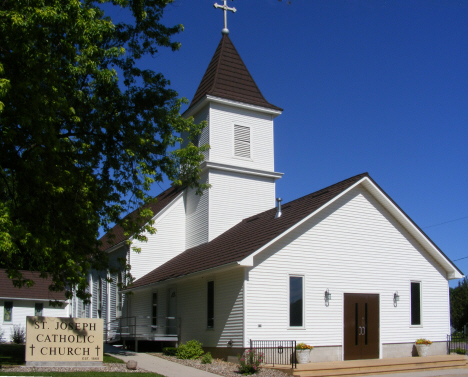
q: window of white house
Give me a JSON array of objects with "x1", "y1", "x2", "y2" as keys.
[
  {"x1": 4, "y1": 302, "x2": 13, "y2": 322},
  {"x1": 116, "y1": 273, "x2": 123, "y2": 318},
  {"x1": 289, "y1": 276, "x2": 303, "y2": 327},
  {"x1": 207, "y1": 281, "x2": 214, "y2": 328},
  {"x1": 152, "y1": 292, "x2": 158, "y2": 330},
  {"x1": 411, "y1": 281, "x2": 421, "y2": 326},
  {"x1": 97, "y1": 278, "x2": 102, "y2": 319},
  {"x1": 234, "y1": 125, "x2": 251, "y2": 159},
  {"x1": 35, "y1": 303, "x2": 43, "y2": 316}
]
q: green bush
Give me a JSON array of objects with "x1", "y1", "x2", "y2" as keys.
[
  {"x1": 201, "y1": 352, "x2": 213, "y2": 364},
  {"x1": 163, "y1": 347, "x2": 178, "y2": 356},
  {"x1": 176, "y1": 340, "x2": 204, "y2": 360},
  {"x1": 455, "y1": 347, "x2": 467, "y2": 355},
  {"x1": 10, "y1": 325, "x2": 25, "y2": 344}
]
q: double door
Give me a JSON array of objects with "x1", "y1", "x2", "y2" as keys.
[{"x1": 343, "y1": 293, "x2": 379, "y2": 360}]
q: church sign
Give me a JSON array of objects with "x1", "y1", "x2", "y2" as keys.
[{"x1": 26, "y1": 317, "x2": 103, "y2": 365}]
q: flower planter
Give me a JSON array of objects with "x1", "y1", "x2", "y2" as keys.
[
  {"x1": 415, "y1": 343, "x2": 430, "y2": 357},
  {"x1": 296, "y1": 349, "x2": 311, "y2": 364}
]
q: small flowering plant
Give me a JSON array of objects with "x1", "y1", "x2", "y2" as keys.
[
  {"x1": 296, "y1": 342, "x2": 313, "y2": 350},
  {"x1": 238, "y1": 349, "x2": 264, "y2": 375},
  {"x1": 415, "y1": 338, "x2": 432, "y2": 345}
]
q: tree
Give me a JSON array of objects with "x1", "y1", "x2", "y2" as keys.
[
  {"x1": 450, "y1": 278, "x2": 468, "y2": 332},
  {"x1": 0, "y1": 0, "x2": 208, "y2": 302}
]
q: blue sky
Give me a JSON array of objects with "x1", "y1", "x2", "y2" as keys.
[{"x1": 128, "y1": 0, "x2": 468, "y2": 285}]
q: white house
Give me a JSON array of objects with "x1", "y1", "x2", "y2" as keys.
[
  {"x1": 89, "y1": 32, "x2": 463, "y2": 361},
  {"x1": 0, "y1": 270, "x2": 70, "y2": 341}
]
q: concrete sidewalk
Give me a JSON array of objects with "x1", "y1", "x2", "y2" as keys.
[{"x1": 104, "y1": 344, "x2": 220, "y2": 377}]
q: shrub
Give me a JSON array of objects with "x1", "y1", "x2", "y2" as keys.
[
  {"x1": 0, "y1": 326, "x2": 4, "y2": 343},
  {"x1": 238, "y1": 349, "x2": 263, "y2": 375},
  {"x1": 176, "y1": 340, "x2": 204, "y2": 360},
  {"x1": 10, "y1": 325, "x2": 26, "y2": 344},
  {"x1": 201, "y1": 351, "x2": 213, "y2": 364},
  {"x1": 455, "y1": 347, "x2": 467, "y2": 355},
  {"x1": 162, "y1": 347, "x2": 178, "y2": 356},
  {"x1": 415, "y1": 338, "x2": 432, "y2": 345}
]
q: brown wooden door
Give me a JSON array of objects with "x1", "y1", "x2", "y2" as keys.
[{"x1": 344, "y1": 293, "x2": 379, "y2": 360}]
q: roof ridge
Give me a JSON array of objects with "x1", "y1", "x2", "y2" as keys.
[{"x1": 130, "y1": 172, "x2": 372, "y2": 289}]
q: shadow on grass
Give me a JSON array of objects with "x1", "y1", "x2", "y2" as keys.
[{"x1": 0, "y1": 344, "x2": 25, "y2": 366}]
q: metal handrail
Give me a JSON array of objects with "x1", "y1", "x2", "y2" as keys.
[{"x1": 106, "y1": 316, "x2": 180, "y2": 342}]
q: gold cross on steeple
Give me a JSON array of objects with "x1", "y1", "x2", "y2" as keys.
[{"x1": 214, "y1": 0, "x2": 237, "y2": 35}]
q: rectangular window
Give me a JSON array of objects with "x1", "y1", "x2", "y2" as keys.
[
  {"x1": 234, "y1": 125, "x2": 251, "y2": 159},
  {"x1": 35, "y1": 303, "x2": 43, "y2": 316},
  {"x1": 289, "y1": 276, "x2": 303, "y2": 327},
  {"x1": 411, "y1": 282, "x2": 421, "y2": 325},
  {"x1": 97, "y1": 278, "x2": 102, "y2": 318},
  {"x1": 116, "y1": 273, "x2": 123, "y2": 318},
  {"x1": 152, "y1": 292, "x2": 158, "y2": 329},
  {"x1": 207, "y1": 281, "x2": 214, "y2": 328},
  {"x1": 4, "y1": 302, "x2": 12, "y2": 322}
]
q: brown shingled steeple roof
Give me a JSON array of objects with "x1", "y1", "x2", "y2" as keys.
[{"x1": 188, "y1": 35, "x2": 282, "y2": 111}]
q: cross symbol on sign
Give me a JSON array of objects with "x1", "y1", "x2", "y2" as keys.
[{"x1": 213, "y1": 0, "x2": 237, "y2": 35}]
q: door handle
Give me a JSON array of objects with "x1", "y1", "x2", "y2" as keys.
[
  {"x1": 362, "y1": 326, "x2": 366, "y2": 335},
  {"x1": 358, "y1": 326, "x2": 362, "y2": 335}
]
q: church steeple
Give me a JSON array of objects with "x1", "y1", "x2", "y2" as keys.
[
  {"x1": 188, "y1": 34, "x2": 282, "y2": 112},
  {"x1": 183, "y1": 8, "x2": 283, "y2": 250}
]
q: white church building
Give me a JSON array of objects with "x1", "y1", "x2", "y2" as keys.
[{"x1": 87, "y1": 28, "x2": 462, "y2": 362}]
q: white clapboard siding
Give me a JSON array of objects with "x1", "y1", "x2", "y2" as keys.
[
  {"x1": 0, "y1": 300, "x2": 69, "y2": 339},
  {"x1": 209, "y1": 103, "x2": 274, "y2": 172},
  {"x1": 245, "y1": 186, "x2": 451, "y2": 348},
  {"x1": 209, "y1": 170, "x2": 275, "y2": 241},
  {"x1": 185, "y1": 173, "x2": 209, "y2": 250},
  {"x1": 174, "y1": 268, "x2": 244, "y2": 347},
  {"x1": 130, "y1": 194, "x2": 186, "y2": 281}
]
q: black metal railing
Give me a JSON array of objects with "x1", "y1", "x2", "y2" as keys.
[
  {"x1": 447, "y1": 334, "x2": 468, "y2": 355},
  {"x1": 105, "y1": 316, "x2": 180, "y2": 343},
  {"x1": 250, "y1": 340, "x2": 296, "y2": 369}
]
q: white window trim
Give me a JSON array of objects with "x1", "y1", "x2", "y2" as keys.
[
  {"x1": 409, "y1": 280, "x2": 423, "y2": 327},
  {"x1": 288, "y1": 274, "x2": 305, "y2": 330},
  {"x1": 232, "y1": 124, "x2": 253, "y2": 161},
  {"x1": 151, "y1": 290, "x2": 158, "y2": 331}
]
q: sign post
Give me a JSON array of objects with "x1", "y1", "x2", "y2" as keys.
[{"x1": 26, "y1": 316, "x2": 103, "y2": 367}]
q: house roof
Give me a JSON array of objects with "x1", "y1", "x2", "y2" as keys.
[
  {"x1": 131, "y1": 173, "x2": 371, "y2": 289},
  {"x1": 188, "y1": 34, "x2": 282, "y2": 112},
  {"x1": 0, "y1": 270, "x2": 67, "y2": 301},
  {"x1": 99, "y1": 185, "x2": 181, "y2": 251}
]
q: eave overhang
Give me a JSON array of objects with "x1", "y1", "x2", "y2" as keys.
[
  {"x1": 183, "y1": 95, "x2": 282, "y2": 119},
  {"x1": 238, "y1": 177, "x2": 464, "y2": 280}
]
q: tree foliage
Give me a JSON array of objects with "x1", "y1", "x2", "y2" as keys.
[
  {"x1": 450, "y1": 278, "x2": 468, "y2": 332},
  {"x1": 0, "y1": 0, "x2": 208, "y2": 301}
]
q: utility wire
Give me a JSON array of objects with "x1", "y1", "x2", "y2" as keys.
[{"x1": 423, "y1": 215, "x2": 468, "y2": 230}]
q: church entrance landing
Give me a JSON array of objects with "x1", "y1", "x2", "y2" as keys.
[{"x1": 343, "y1": 293, "x2": 379, "y2": 360}]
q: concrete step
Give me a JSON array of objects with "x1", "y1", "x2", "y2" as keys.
[{"x1": 266, "y1": 355, "x2": 467, "y2": 377}]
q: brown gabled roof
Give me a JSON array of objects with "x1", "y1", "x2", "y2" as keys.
[
  {"x1": 131, "y1": 173, "x2": 369, "y2": 289},
  {"x1": 188, "y1": 34, "x2": 282, "y2": 112},
  {"x1": 0, "y1": 270, "x2": 67, "y2": 301},
  {"x1": 99, "y1": 185, "x2": 182, "y2": 251}
]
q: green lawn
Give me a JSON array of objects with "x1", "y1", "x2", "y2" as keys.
[{"x1": 0, "y1": 344, "x2": 164, "y2": 376}]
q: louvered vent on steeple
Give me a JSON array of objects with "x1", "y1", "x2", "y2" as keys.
[{"x1": 234, "y1": 125, "x2": 251, "y2": 159}]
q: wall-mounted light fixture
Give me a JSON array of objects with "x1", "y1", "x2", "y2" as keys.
[
  {"x1": 393, "y1": 291, "x2": 400, "y2": 307},
  {"x1": 324, "y1": 288, "x2": 331, "y2": 306},
  {"x1": 227, "y1": 339, "x2": 233, "y2": 347}
]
